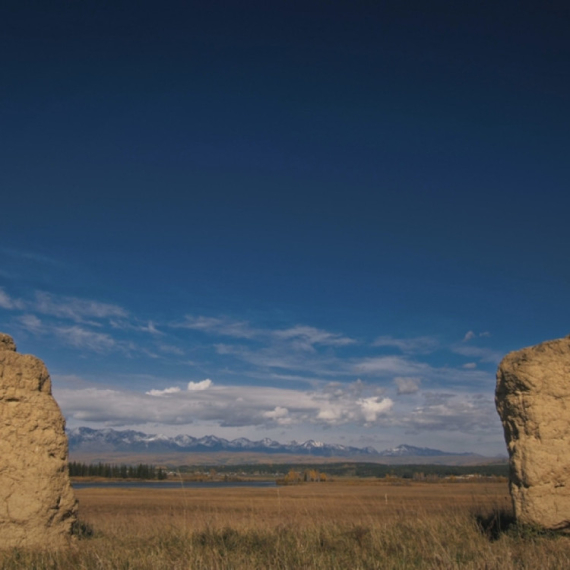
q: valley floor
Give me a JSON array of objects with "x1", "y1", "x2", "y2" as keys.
[{"x1": 3, "y1": 481, "x2": 570, "y2": 569}]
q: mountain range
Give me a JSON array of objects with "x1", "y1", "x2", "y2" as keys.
[{"x1": 67, "y1": 427, "x2": 478, "y2": 459}]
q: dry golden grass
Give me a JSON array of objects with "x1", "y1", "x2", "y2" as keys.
[{"x1": 2, "y1": 481, "x2": 570, "y2": 569}]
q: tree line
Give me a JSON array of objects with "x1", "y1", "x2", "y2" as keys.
[
  {"x1": 69, "y1": 461, "x2": 168, "y2": 480},
  {"x1": 174, "y1": 462, "x2": 508, "y2": 479},
  {"x1": 277, "y1": 468, "x2": 328, "y2": 485}
]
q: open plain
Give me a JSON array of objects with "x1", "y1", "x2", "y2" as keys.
[{"x1": 3, "y1": 480, "x2": 570, "y2": 569}]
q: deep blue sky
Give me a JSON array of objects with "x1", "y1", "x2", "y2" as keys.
[{"x1": 1, "y1": 1, "x2": 568, "y2": 454}]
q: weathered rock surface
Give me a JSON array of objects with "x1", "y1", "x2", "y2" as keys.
[
  {"x1": 496, "y1": 335, "x2": 570, "y2": 529},
  {"x1": 0, "y1": 333, "x2": 77, "y2": 548}
]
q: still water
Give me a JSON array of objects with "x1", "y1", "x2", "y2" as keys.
[{"x1": 72, "y1": 480, "x2": 277, "y2": 490}]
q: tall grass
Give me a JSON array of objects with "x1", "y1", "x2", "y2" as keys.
[{"x1": 2, "y1": 482, "x2": 570, "y2": 569}]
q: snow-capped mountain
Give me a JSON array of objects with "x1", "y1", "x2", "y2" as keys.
[
  {"x1": 66, "y1": 427, "x2": 377, "y2": 457},
  {"x1": 378, "y1": 444, "x2": 473, "y2": 457},
  {"x1": 66, "y1": 427, "x2": 476, "y2": 458}
]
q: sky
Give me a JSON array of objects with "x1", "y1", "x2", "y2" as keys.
[{"x1": 1, "y1": 1, "x2": 569, "y2": 456}]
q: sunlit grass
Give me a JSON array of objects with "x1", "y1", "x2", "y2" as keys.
[{"x1": 2, "y1": 481, "x2": 570, "y2": 569}]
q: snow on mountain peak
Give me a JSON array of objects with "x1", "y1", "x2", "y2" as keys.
[{"x1": 66, "y1": 428, "x2": 472, "y2": 458}]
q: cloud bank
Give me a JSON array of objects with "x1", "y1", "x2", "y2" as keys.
[{"x1": 0, "y1": 286, "x2": 506, "y2": 451}]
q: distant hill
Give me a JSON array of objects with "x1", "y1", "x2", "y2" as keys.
[
  {"x1": 378, "y1": 444, "x2": 475, "y2": 457},
  {"x1": 66, "y1": 427, "x2": 491, "y2": 465}
]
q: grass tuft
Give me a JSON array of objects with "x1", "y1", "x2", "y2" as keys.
[
  {"x1": 475, "y1": 508, "x2": 517, "y2": 541},
  {"x1": 70, "y1": 519, "x2": 95, "y2": 539}
]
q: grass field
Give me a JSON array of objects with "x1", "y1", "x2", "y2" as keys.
[{"x1": 2, "y1": 480, "x2": 570, "y2": 569}]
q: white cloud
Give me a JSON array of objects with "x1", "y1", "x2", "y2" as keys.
[
  {"x1": 357, "y1": 397, "x2": 394, "y2": 422},
  {"x1": 34, "y1": 291, "x2": 128, "y2": 322},
  {"x1": 146, "y1": 387, "x2": 182, "y2": 396},
  {"x1": 272, "y1": 325, "x2": 356, "y2": 349},
  {"x1": 463, "y1": 330, "x2": 491, "y2": 342},
  {"x1": 187, "y1": 379, "x2": 213, "y2": 391},
  {"x1": 16, "y1": 315, "x2": 121, "y2": 353},
  {"x1": 214, "y1": 343, "x2": 344, "y2": 377},
  {"x1": 322, "y1": 379, "x2": 370, "y2": 399},
  {"x1": 0, "y1": 288, "x2": 24, "y2": 310},
  {"x1": 262, "y1": 406, "x2": 291, "y2": 425},
  {"x1": 174, "y1": 316, "x2": 257, "y2": 339},
  {"x1": 354, "y1": 356, "x2": 428, "y2": 376},
  {"x1": 0, "y1": 289, "x2": 161, "y2": 355},
  {"x1": 56, "y1": 380, "x2": 395, "y2": 429},
  {"x1": 110, "y1": 319, "x2": 164, "y2": 335},
  {"x1": 55, "y1": 326, "x2": 117, "y2": 352},
  {"x1": 141, "y1": 321, "x2": 162, "y2": 335},
  {"x1": 394, "y1": 377, "x2": 421, "y2": 395},
  {"x1": 215, "y1": 339, "x2": 496, "y2": 393},
  {"x1": 17, "y1": 314, "x2": 43, "y2": 333},
  {"x1": 158, "y1": 344, "x2": 184, "y2": 355},
  {"x1": 402, "y1": 392, "x2": 500, "y2": 433},
  {"x1": 0, "y1": 247, "x2": 64, "y2": 267},
  {"x1": 372, "y1": 335, "x2": 439, "y2": 354},
  {"x1": 174, "y1": 317, "x2": 356, "y2": 352},
  {"x1": 462, "y1": 362, "x2": 477, "y2": 369},
  {"x1": 54, "y1": 369, "x2": 502, "y2": 440},
  {"x1": 451, "y1": 344, "x2": 504, "y2": 364}
]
